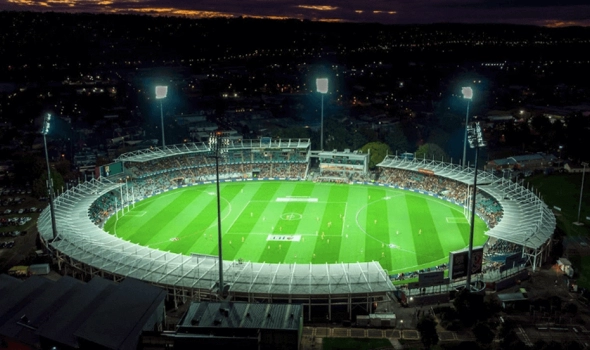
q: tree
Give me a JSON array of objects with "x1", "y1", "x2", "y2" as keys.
[
  {"x1": 416, "y1": 315, "x2": 439, "y2": 349},
  {"x1": 323, "y1": 119, "x2": 350, "y2": 151},
  {"x1": 453, "y1": 289, "x2": 486, "y2": 324},
  {"x1": 415, "y1": 143, "x2": 449, "y2": 161},
  {"x1": 472, "y1": 320, "x2": 495, "y2": 345},
  {"x1": 382, "y1": 124, "x2": 410, "y2": 155},
  {"x1": 32, "y1": 168, "x2": 65, "y2": 198},
  {"x1": 563, "y1": 302, "x2": 578, "y2": 316},
  {"x1": 499, "y1": 318, "x2": 525, "y2": 350},
  {"x1": 275, "y1": 126, "x2": 311, "y2": 139},
  {"x1": 54, "y1": 158, "x2": 76, "y2": 182},
  {"x1": 359, "y1": 141, "x2": 391, "y2": 169}
]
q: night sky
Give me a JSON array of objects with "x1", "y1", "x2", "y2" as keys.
[{"x1": 1, "y1": 0, "x2": 589, "y2": 27}]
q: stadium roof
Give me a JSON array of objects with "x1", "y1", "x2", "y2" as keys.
[
  {"x1": 178, "y1": 301, "x2": 302, "y2": 332},
  {"x1": 38, "y1": 178, "x2": 394, "y2": 298},
  {"x1": 116, "y1": 139, "x2": 311, "y2": 163},
  {"x1": 377, "y1": 155, "x2": 555, "y2": 250},
  {"x1": 378, "y1": 155, "x2": 496, "y2": 186}
]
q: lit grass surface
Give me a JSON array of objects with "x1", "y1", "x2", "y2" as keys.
[{"x1": 103, "y1": 181, "x2": 488, "y2": 274}]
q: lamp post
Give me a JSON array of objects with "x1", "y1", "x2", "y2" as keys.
[
  {"x1": 209, "y1": 130, "x2": 228, "y2": 299},
  {"x1": 155, "y1": 86, "x2": 168, "y2": 147},
  {"x1": 465, "y1": 121, "x2": 486, "y2": 290},
  {"x1": 576, "y1": 162, "x2": 588, "y2": 225},
  {"x1": 462, "y1": 87, "x2": 473, "y2": 168},
  {"x1": 316, "y1": 78, "x2": 328, "y2": 151},
  {"x1": 42, "y1": 114, "x2": 58, "y2": 240}
]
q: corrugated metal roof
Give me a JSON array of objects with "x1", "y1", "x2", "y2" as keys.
[
  {"x1": 74, "y1": 278, "x2": 167, "y2": 350},
  {"x1": 36, "y1": 277, "x2": 117, "y2": 348},
  {"x1": 179, "y1": 301, "x2": 302, "y2": 331}
]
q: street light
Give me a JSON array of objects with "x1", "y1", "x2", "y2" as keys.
[
  {"x1": 575, "y1": 162, "x2": 588, "y2": 225},
  {"x1": 42, "y1": 114, "x2": 58, "y2": 240},
  {"x1": 155, "y1": 86, "x2": 168, "y2": 147},
  {"x1": 465, "y1": 121, "x2": 486, "y2": 290},
  {"x1": 462, "y1": 87, "x2": 473, "y2": 168},
  {"x1": 209, "y1": 130, "x2": 229, "y2": 299},
  {"x1": 316, "y1": 78, "x2": 328, "y2": 151}
]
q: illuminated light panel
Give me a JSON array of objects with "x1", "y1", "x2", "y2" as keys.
[
  {"x1": 316, "y1": 78, "x2": 328, "y2": 94},
  {"x1": 155, "y1": 86, "x2": 168, "y2": 99},
  {"x1": 462, "y1": 87, "x2": 473, "y2": 100}
]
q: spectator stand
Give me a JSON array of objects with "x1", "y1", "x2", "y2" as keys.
[
  {"x1": 317, "y1": 149, "x2": 369, "y2": 183},
  {"x1": 377, "y1": 154, "x2": 555, "y2": 272}
]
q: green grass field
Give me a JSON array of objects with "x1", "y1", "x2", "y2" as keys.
[{"x1": 103, "y1": 181, "x2": 488, "y2": 274}]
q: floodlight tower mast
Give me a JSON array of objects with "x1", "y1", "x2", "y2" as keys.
[
  {"x1": 462, "y1": 87, "x2": 473, "y2": 168},
  {"x1": 465, "y1": 121, "x2": 486, "y2": 291},
  {"x1": 209, "y1": 130, "x2": 228, "y2": 299},
  {"x1": 576, "y1": 162, "x2": 588, "y2": 225},
  {"x1": 316, "y1": 78, "x2": 328, "y2": 151},
  {"x1": 155, "y1": 86, "x2": 168, "y2": 147},
  {"x1": 42, "y1": 114, "x2": 58, "y2": 240}
]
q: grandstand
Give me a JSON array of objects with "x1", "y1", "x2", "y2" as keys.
[
  {"x1": 378, "y1": 154, "x2": 555, "y2": 270},
  {"x1": 37, "y1": 140, "x2": 555, "y2": 319},
  {"x1": 316, "y1": 149, "x2": 370, "y2": 183}
]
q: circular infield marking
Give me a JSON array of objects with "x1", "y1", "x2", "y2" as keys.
[{"x1": 280, "y1": 212, "x2": 303, "y2": 221}]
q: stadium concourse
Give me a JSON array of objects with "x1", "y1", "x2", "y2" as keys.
[{"x1": 37, "y1": 139, "x2": 555, "y2": 322}]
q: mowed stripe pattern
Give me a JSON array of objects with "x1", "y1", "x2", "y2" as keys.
[{"x1": 104, "y1": 181, "x2": 488, "y2": 274}]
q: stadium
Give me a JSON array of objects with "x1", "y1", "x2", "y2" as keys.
[{"x1": 37, "y1": 138, "x2": 556, "y2": 320}]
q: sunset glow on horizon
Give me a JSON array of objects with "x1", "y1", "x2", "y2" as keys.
[{"x1": 2, "y1": 0, "x2": 590, "y2": 27}]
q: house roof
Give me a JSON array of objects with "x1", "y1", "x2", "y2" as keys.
[
  {"x1": 0, "y1": 274, "x2": 166, "y2": 350},
  {"x1": 74, "y1": 277, "x2": 167, "y2": 350}
]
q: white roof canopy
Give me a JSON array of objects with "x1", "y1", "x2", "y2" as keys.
[
  {"x1": 378, "y1": 155, "x2": 555, "y2": 250},
  {"x1": 38, "y1": 178, "x2": 393, "y2": 296}
]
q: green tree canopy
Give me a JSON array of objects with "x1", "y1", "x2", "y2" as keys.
[
  {"x1": 416, "y1": 315, "x2": 439, "y2": 349},
  {"x1": 360, "y1": 141, "x2": 391, "y2": 169},
  {"x1": 415, "y1": 143, "x2": 449, "y2": 161},
  {"x1": 32, "y1": 168, "x2": 65, "y2": 198},
  {"x1": 382, "y1": 124, "x2": 410, "y2": 155},
  {"x1": 472, "y1": 321, "x2": 495, "y2": 345}
]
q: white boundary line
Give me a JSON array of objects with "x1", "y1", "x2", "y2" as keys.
[{"x1": 225, "y1": 200, "x2": 250, "y2": 232}]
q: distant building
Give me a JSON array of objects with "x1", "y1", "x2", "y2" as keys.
[
  {"x1": 564, "y1": 162, "x2": 590, "y2": 173},
  {"x1": 485, "y1": 153, "x2": 554, "y2": 171}
]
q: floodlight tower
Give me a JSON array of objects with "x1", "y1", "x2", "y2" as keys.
[
  {"x1": 465, "y1": 121, "x2": 486, "y2": 290},
  {"x1": 576, "y1": 162, "x2": 589, "y2": 225},
  {"x1": 462, "y1": 87, "x2": 473, "y2": 168},
  {"x1": 42, "y1": 114, "x2": 58, "y2": 240},
  {"x1": 316, "y1": 78, "x2": 328, "y2": 151},
  {"x1": 155, "y1": 86, "x2": 168, "y2": 147},
  {"x1": 209, "y1": 130, "x2": 229, "y2": 299}
]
